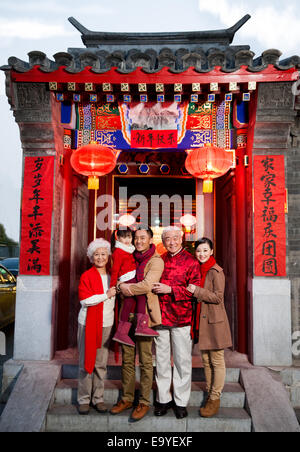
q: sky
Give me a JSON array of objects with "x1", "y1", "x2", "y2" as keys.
[{"x1": 0, "y1": 0, "x2": 299, "y2": 241}]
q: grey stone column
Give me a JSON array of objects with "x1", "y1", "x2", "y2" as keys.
[
  {"x1": 5, "y1": 77, "x2": 64, "y2": 360},
  {"x1": 251, "y1": 82, "x2": 296, "y2": 366}
]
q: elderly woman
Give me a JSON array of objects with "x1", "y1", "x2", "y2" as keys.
[{"x1": 77, "y1": 238, "x2": 116, "y2": 415}]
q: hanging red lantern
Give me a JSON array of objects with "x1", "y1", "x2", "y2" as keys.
[
  {"x1": 70, "y1": 141, "x2": 117, "y2": 190},
  {"x1": 185, "y1": 146, "x2": 234, "y2": 193},
  {"x1": 180, "y1": 214, "x2": 197, "y2": 233}
]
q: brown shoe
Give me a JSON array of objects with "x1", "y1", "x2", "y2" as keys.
[
  {"x1": 129, "y1": 403, "x2": 150, "y2": 423},
  {"x1": 94, "y1": 402, "x2": 108, "y2": 413},
  {"x1": 199, "y1": 398, "x2": 220, "y2": 418},
  {"x1": 110, "y1": 399, "x2": 133, "y2": 415},
  {"x1": 77, "y1": 404, "x2": 90, "y2": 415}
]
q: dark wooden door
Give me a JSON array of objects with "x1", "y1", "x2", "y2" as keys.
[{"x1": 215, "y1": 171, "x2": 238, "y2": 350}]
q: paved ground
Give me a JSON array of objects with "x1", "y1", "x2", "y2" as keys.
[
  {"x1": 0, "y1": 323, "x2": 14, "y2": 415},
  {"x1": 0, "y1": 327, "x2": 299, "y2": 428}
]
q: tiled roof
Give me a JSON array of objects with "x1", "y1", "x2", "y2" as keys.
[
  {"x1": 2, "y1": 48, "x2": 300, "y2": 75},
  {"x1": 1, "y1": 15, "x2": 299, "y2": 74}
]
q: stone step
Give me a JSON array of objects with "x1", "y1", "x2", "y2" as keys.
[
  {"x1": 61, "y1": 364, "x2": 240, "y2": 383},
  {"x1": 53, "y1": 379, "x2": 245, "y2": 408},
  {"x1": 46, "y1": 404, "x2": 251, "y2": 433}
]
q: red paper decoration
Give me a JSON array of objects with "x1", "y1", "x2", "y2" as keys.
[{"x1": 185, "y1": 145, "x2": 234, "y2": 193}]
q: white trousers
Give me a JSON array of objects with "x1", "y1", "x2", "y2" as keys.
[{"x1": 154, "y1": 326, "x2": 192, "y2": 407}]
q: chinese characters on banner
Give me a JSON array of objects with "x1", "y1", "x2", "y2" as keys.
[
  {"x1": 254, "y1": 155, "x2": 286, "y2": 277},
  {"x1": 131, "y1": 130, "x2": 178, "y2": 149},
  {"x1": 19, "y1": 156, "x2": 54, "y2": 276}
]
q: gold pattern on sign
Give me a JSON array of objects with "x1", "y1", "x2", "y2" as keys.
[
  {"x1": 229, "y1": 82, "x2": 238, "y2": 91},
  {"x1": 138, "y1": 83, "x2": 147, "y2": 92},
  {"x1": 49, "y1": 82, "x2": 57, "y2": 91},
  {"x1": 189, "y1": 115, "x2": 212, "y2": 130},
  {"x1": 85, "y1": 83, "x2": 94, "y2": 91},
  {"x1": 192, "y1": 83, "x2": 201, "y2": 92},
  {"x1": 156, "y1": 83, "x2": 164, "y2": 92},
  {"x1": 103, "y1": 83, "x2": 112, "y2": 92},
  {"x1": 121, "y1": 83, "x2": 129, "y2": 92},
  {"x1": 97, "y1": 118, "x2": 116, "y2": 129},
  {"x1": 174, "y1": 83, "x2": 182, "y2": 92},
  {"x1": 210, "y1": 83, "x2": 219, "y2": 92},
  {"x1": 68, "y1": 82, "x2": 76, "y2": 91}
]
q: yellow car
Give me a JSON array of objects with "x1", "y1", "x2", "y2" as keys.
[{"x1": 0, "y1": 264, "x2": 16, "y2": 329}]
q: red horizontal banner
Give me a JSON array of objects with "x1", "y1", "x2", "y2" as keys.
[
  {"x1": 131, "y1": 130, "x2": 178, "y2": 149},
  {"x1": 19, "y1": 156, "x2": 54, "y2": 276},
  {"x1": 254, "y1": 155, "x2": 286, "y2": 277}
]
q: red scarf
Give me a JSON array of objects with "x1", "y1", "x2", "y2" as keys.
[
  {"x1": 192, "y1": 256, "x2": 216, "y2": 342},
  {"x1": 134, "y1": 244, "x2": 156, "y2": 281},
  {"x1": 78, "y1": 266, "x2": 104, "y2": 374}
]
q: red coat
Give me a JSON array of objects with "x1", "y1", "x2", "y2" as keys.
[
  {"x1": 159, "y1": 248, "x2": 201, "y2": 327},
  {"x1": 110, "y1": 245, "x2": 136, "y2": 288}
]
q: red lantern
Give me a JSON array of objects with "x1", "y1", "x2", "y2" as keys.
[
  {"x1": 70, "y1": 141, "x2": 117, "y2": 189},
  {"x1": 185, "y1": 146, "x2": 234, "y2": 193},
  {"x1": 180, "y1": 214, "x2": 197, "y2": 233}
]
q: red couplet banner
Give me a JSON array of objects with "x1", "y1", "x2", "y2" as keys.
[
  {"x1": 131, "y1": 130, "x2": 178, "y2": 149},
  {"x1": 253, "y1": 155, "x2": 286, "y2": 277},
  {"x1": 19, "y1": 156, "x2": 55, "y2": 276}
]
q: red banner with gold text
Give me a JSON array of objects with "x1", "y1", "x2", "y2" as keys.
[
  {"x1": 19, "y1": 156, "x2": 54, "y2": 276},
  {"x1": 254, "y1": 155, "x2": 286, "y2": 277}
]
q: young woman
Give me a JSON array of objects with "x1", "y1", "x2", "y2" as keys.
[
  {"x1": 77, "y1": 238, "x2": 116, "y2": 415},
  {"x1": 187, "y1": 237, "x2": 232, "y2": 418}
]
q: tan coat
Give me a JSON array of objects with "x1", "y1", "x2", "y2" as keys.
[
  {"x1": 194, "y1": 264, "x2": 232, "y2": 351},
  {"x1": 121, "y1": 253, "x2": 164, "y2": 327}
]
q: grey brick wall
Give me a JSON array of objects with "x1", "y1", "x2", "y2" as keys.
[{"x1": 288, "y1": 107, "x2": 300, "y2": 342}]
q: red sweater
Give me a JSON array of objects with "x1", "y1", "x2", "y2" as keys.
[
  {"x1": 110, "y1": 242, "x2": 136, "y2": 288},
  {"x1": 159, "y1": 248, "x2": 201, "y2": 327}
]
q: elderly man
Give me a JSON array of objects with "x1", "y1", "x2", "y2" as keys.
[
  {"x1": 152, "y1": 226, "x2": 201, "y2": 419},
  {"x1": 110, "y1": 225, "x2": 164, "y2": 423}
]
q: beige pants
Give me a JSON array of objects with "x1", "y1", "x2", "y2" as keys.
[
  {"x1": 201, "y1": 349, "x2": 226, "y2": 401},
  {"x1": 122, "y1": 337, "x2": 154, "y2": 406},
  {"x1": 77, "y1": 323, "x2": 112, "y2": 406}
]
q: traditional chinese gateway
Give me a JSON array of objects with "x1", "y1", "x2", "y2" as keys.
[{"x1": 1, "y1": 15, "x2": 300, "y2": 374}]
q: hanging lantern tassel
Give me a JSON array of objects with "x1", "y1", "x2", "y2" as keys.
[
  {"x1": 203, "y1": 179, "x2": 213, "y2": 193},
  {"x1": 88, "y1": 175, "x2": 99, "y2": 190}
]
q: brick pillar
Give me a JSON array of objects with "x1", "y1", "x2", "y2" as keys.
[
  {"x1": 289, "y1": 97, "x2": 300, "y2": 364},
  {"x1": 251, "y1": 82, "x2": 296, "y2": 366},
  {"x1": 6, "y1": 78, "x2": 69, "y2": 360}
]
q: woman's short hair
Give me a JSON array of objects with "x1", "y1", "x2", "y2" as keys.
[
  {"x1": 194, "y1": 237, "x2": 214, "y2": 251},
  {"x1": 87, "y1": 238, "x2": 111, "y2": 263}
]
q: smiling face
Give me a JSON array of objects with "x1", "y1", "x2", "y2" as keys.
[
  {"x1": 134, "y1": 229, "x2": 153, "y2": 253},
  {"x1": 118, "y1": 233, "x2": 133, "y2": 246},
  {"x1": 195, "y1": 243, "x2": 214, "y2": 264},
  {"x1": 162, "y1": 229, "x2": 183, "y2": 255},
  {"x1": 93, "y1": 247, "x2": 109, "y2": 269}
]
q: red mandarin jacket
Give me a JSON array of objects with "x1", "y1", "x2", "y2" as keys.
[{"x1": 159, "y1": 248, "x2": 201, "y2": 327}]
